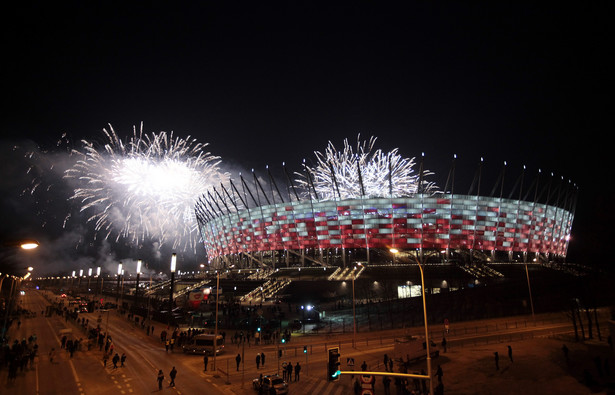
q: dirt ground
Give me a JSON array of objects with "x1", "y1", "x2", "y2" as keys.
[{"x1": 427, "y1": 335, "x2": 614, "y2": 395}]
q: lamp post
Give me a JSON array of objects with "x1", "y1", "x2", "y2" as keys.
[
  {"x1": 213, "y1": 269, "x2": 220, "y2": 373},
  {"x1": 95, "y1": 267, "x2": 101, "y2": 298},
  {"x1": 352, "y1": 263, "x2": 362, "y2": 348},
  {"x1": 135, "y1": 260, "x2": 142, "y2": 308},
  {"x1": 169, "y1": 253, "x2": 176, "y2": 324},
  {"x1": 116, "y1": 263, "x2": 122, "y2": 305},
  {"x1": 525, "y1": 260, "x2": 535, "y2": 319},
  {"x1": 87, "y1": 268, "x2": 92, "y2": 294},
  {"x1": 391, "y1": 248, "x2": 434, "y2": 395}
]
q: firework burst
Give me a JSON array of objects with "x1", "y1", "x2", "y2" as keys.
[
  {"x1": 65, "y1": 124, "x2": 228, "y2": 252},
  {"x1": 297, "y1": 135, "x2": 438, "y2": 200}
]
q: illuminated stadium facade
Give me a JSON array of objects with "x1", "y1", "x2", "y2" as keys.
[{"x1": 195, "y1": 139, "x2": 576, "y2": 269}]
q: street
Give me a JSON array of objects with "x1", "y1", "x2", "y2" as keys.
[{"x1": 2, "y1": 288, "x2": 604, "y2": 395}]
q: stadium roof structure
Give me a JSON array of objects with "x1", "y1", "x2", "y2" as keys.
[{"x1": 195, "y1": 139, "x2": 577, "y2": 269}]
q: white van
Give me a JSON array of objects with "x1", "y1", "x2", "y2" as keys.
[{"x1": 182, "y1": 334, "x2": 224, "y2": 355}]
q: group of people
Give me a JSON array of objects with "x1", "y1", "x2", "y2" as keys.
[
  {"x1": 281, "y1": 361, "x2": 301, "y2": 382},
  {"x1": 2, "y1": 335, "x2": 38, "y2": 383}
]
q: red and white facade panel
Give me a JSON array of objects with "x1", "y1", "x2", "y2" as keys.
[{"x1": 200, "y1": 194, "x2": 573, "y2": 259}]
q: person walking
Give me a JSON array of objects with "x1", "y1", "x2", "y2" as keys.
[
  {"x1": 256, "y1": 353, "x2": 261, "y2": 369},
  {"x1": 203, "y1": 355, "x2": 209, "y2": 371},
  {"x1": 236, "y1": 353, "x2": 241, "y2": 371},
  {"x1": 169, "y1": 366, "x2": 177, "y2": 387},
  {"x1": 287, "y1": 362, "x2": 293, "y2": 382},
  {"x1": 436, "y1": 365, "x2": 443, "y2": 384},
  {"x1": 157, "y1": 370, "x2": 164, "y2": 390},
  {"x1": 494, "y1": 351, "x2": 499, "y2": 370},
  {"x1": 49, "y1": 348, "x2": 56, "y2": 363},
  {"x1": 361, "y1": 360, "x2": 367, "y2": 371},
  {"x1": 112, "y1": 353, "x2": 120, "y2": 369},
  {"x1": 102, "y1": 352, "x2": 109, "y2": 367},
  {"x1": 261, "y1": 352, "x2": 265, "y2": 367},
  {"x1": 441, "y1": 337, "x2": 447, "y2": 353},
  {"x1": 507, "y1": 345, "x2": 513, "y2": 362},
  {"x1": 383, "y1": 354, "x2": 389, "y2": 371},
  {"x1": 294, "y1": 362, "x2": 301, "y2": 381},
  {"x1": 121, "y1": 353, "x2": 127, "y2": 367}
]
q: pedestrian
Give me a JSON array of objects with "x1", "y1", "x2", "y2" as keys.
[
  {"x1": 494, "y1": 351, "x2": 499, "y2": 370},
  {"x1": 121, "y1": 353, "x2": 127, "y2": 367},
  {"x1": 436, "y1": 365, "x2": 443, "y2": 383},
  {"x1": 103, "y1": 353, "x2": 109, "y2": 367},
  {"x1": 287, "y1": 362, "x2": 293, "y2": 382},
  {"x1": 157, "y1": 369, "x2": 164, "y2": 390},
  {"x1": 49, "y1": 348, "x2": 56, "y2": 363},
  {"x1": 441, "y1": 337, "x2": 447, "y2": 353},
  {"x1": 165, "y1": 340, "x2": 170, "y2": 352},
  {"x1": 382, "y1": 375, "x2": 391, "y2": 395},
  {"x1": 507, "y1": 345, "x2": 513, "y2": 362},
  {"x1": 361, "y1": 360, "x2": 367, "y2": 371},
  {"x1": 295, "y1": 362, "x2": 301, "y2": 381},
  {"x1": 256, "y1": 353, "x2": 261, "y2": 369},
  {"x1": 388, "y1": 358, "x2": 393, "y2": 372},
  {"x1": 112, "y1": 353, "x2": 120, "y2": 368},
  {"x1": 203, "y1": 355, "x2": 209, "y2": 371},
  {"x1": 261, "y1": 352, "x2": 265, "y2": 367},
  {"x1": 169, "y1": 366, "x2": 177, "y2": 387},
  {"x1": 383, "y1": 353, "x2": 389, "y2": 371},
  {"x1": 236, "y1": 353, "x2": 241, "y2": 371}
]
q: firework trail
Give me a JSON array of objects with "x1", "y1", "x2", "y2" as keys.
[
  {"x1": 65, "y1": 124, "x2": 228, "y2": 252},
  {"x1": 297, "y1": 135, "x2": 438, "y2": 200}
]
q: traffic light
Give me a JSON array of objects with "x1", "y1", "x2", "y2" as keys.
[
  {"x1": 281, "y1": 338, "x2": 286, "y2": 344},
  {"x1": 303, "y1": 345, "x2": 307, "y2": 354},
  {"x1": 327, "y1": 347, "x2": 340, "y2": 381}
]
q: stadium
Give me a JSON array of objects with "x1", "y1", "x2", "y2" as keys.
[
  {"x1": 192, "y1": 137, "x2": 579, "y2": 317},
  {"x1": 195, "y1": 138, "x2": 576, "y2": 270}
]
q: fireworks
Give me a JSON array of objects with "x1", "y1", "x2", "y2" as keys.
[
  {"x1": 297, "y1": 136, "x2": 438, "y2": 200},
  {"x1": 65, "y1": 124, "x2": 228, "y2": 252}
]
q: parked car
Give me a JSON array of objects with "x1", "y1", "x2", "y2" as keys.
[{"x1": 252, "y1": 374, "x2": 288, "y2": 395}]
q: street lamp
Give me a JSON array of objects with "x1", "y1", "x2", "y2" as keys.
[
  {"x1": 352, "y1": 262, "x2": 363, "y2": 348},
  {"x1": 391, "y1": 248, "x2": 434, "y2": 395},
  {"x1": 95, "y1": 267, "x2": 101, "y2": 299},
  {"x1": 116, "y1": 263, "x2": 122, "y2": 305},
  {"x1": 169, "y1": 253, "x2": 176, "y2": 323},
  {"x1": 135, "y1": 260, "x2": 142, "y2": 307},
  {"x1": 19, "y1": 241, "x2": 39, "y2": 250}
]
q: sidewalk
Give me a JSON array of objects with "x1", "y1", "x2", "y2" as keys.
[{"x1": 208, "y1": 328, "x2": 613, "y2": 395}]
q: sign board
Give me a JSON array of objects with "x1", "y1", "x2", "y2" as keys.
[{"x1": 347, "y1": 358, "x2": 355, "y2": 366}]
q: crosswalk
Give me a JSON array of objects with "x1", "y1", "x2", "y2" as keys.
[{"x1": 285, "y1": 375, "x2": 349, "y2": 395}]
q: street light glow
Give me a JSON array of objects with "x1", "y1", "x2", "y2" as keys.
[
  {"x1": 20, "y1": 241, "x2": 39, "y2": 250},
  {"x1": 170, "y1": 253, "x2": 177, "y2": 273}
]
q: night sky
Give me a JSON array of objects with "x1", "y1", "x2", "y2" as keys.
[{"x1": 1, "y1": 3, "x2": 612, "y2": 273}]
